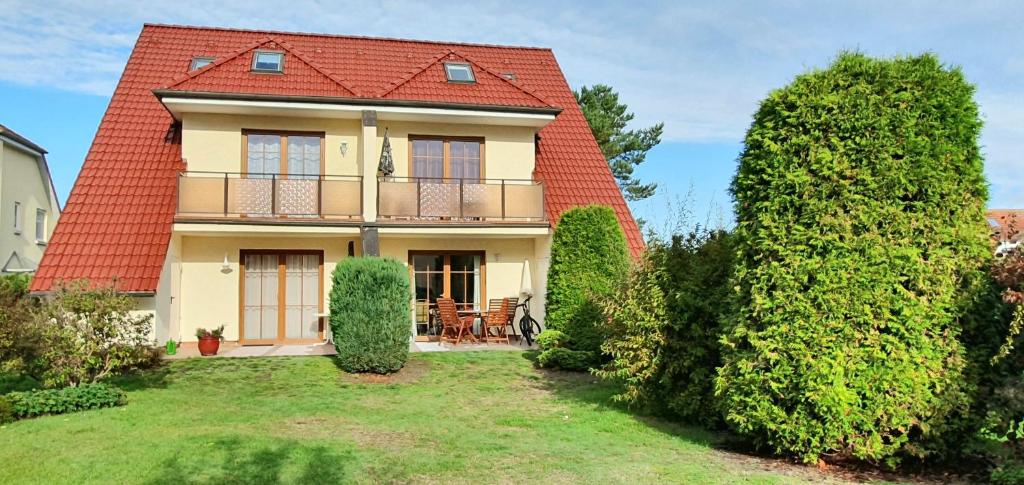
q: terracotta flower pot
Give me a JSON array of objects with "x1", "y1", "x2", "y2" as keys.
[{"x1": 197, "y1": 336, "x2": 221, "y2": 356}]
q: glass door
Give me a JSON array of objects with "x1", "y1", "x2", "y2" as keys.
[
  {"x1": 410, "y1": 252, "x2": 484, "y2": 341},
  {"x1": 411, "y1": 138, "x2": 482, "y2": 219},
  {"x1": 241, "y1": 251, "x2": 323, "y2": 345},
  {"x1": 242, "y1": 253, "x2": 279, "y2": 343},
  {"x1": 242, "y1": 132, "x2": 323, "y2": 217}
]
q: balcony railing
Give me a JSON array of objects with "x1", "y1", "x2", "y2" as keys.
[
  {"x1": 176, "y1": 171, "x2": 362, "y2": 220},
  {"x1": 377, "y1": 177, "x2": 546, "y2": 223}
]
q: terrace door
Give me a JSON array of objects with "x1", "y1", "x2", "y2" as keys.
[
  {"x1": 411, "y1": 138, "x2": 482, "y2": 219},
  {"x1": 411, "y1": 252, "x2": 484, "y2": 341},
  {"x1": 241, "y1": 250, "x2": 323, "y2": 345},
  {"x1": 242, "y1": 132, "x2": 324, "y2": 216}
]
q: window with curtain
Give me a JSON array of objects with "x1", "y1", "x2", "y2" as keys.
[
  {"x1": 410, "y1": 138, "x2": 481, "y2": 180},
  {"x1": 287, "y1": 136, "x2": 321, "y2": 179},
  {"x1": 246, "y1": 134, "x2": 281, "y2": 177},
  {"x1": 411, "y1": 139, "x2": 444, "y2": 179},
  {"x1": 245, "y1": 132, "x2": 322, "y2": 178}
]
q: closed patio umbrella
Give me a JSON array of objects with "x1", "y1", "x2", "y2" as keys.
[
  {"x1": 520, "y1": 259, "x2": 533, "y2": 298},
  {"x1": 378, "y1": 127, "x2": 394, "y2": 177}
]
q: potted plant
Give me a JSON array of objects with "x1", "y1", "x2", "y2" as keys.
[{"x1": 195, "y1": 325, "x2": 225, "y2": 356}]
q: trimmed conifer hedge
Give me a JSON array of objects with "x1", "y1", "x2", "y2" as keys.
[
  {"x1": 716, "y1": 52, "x2": 991, "y2": 463},
  {"x1": 544, "y1": 205, "x2": 629, "y2": 357},
  {"x1": 330, "y1": 257, "x2": 412, "y2": 374}
]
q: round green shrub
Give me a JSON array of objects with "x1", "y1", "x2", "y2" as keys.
[
  {"x1": 717, "y1": 52, "x2": 991, "y2": 463},
  {"x1": 537, "y1": 347, "x2": 597, "y2": 372},
  {"x1": 546, "y1": 205, "x2": 629, "y2": 355},
  {"x1": 330, "y1": 257, "x2": 412, "y2": 374},
  {"x1": 535, "y1": 330, "x2": 568, "y2": 351}
]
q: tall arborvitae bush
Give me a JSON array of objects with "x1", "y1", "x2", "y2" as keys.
[
  {"x1": 717, "y1": 53, "x2": 991, "y2": 464},
  {"x1": 545, "y1": 205, "x2": 630, "y2": 358},
  {"x1": 330, "y1": 257, "x2": 411, "y2": 374}
]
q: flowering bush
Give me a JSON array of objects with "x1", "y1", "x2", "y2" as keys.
[{"x1": 35, "y1": 281, "x2": 158, "y2": 388}]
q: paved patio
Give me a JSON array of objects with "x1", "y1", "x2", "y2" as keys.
[{"x1": 163, "y1": 340, "x2": 532, "y2": 359}]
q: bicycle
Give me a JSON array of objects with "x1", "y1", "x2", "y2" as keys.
[{"x1": 515, "y1": 295, "x2": 542, "y2": 347}]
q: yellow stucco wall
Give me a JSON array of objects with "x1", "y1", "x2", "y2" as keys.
[
  {"x1": 175, "y1": 235, "x2": 358, "y2": 342},
  {"x1": 181, "y1": 114, "x2": 538, "y2": 181},
  {"x1": 375, "y1": 121, "x2": 536, "y2": 180},
  {"x1": 0, "y1": 141, "x2": 58, "y2": 271},
  {"x1": 180, "y1": 113, "x2": 362, "y2": 176},
  {"x1": 169, "y1": 234, "x2": 541, "y2": 343}
]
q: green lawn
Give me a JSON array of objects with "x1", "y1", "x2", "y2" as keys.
[{"x1": 0, "y1": 352, "x2": 858, "y2": 484}]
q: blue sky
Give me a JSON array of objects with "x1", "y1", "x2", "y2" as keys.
[{"x1": 1, "y1": 1, "x2": 1021, "y2": 231}]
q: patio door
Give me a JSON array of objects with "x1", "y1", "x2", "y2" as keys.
[
  {"x1": 240, "y1": 250, "x2": 323, "y2": 345},
  {"x1": 411, "y1": 138, "x2": 483, "y2": 219},
  {"x1": 242, "y1": 131, "x2": 324, "y2": 216},
  {"x1": 410, "y1": 251, "x2": 485, "y2": 341}
]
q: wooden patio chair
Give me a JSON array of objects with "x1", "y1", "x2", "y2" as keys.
[
  {"x1": 437, "y1": 298, "x2": 476, "y2": 345},
  {"x1": 505, "y1": 296, "x2": 519, "y2": 339},
  {"x1": 482, "y1": 298, "x2": 510, "y2": 344}
]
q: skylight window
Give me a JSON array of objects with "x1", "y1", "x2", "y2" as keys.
[
  {"x1": 189, "y1": 56, "x2": 215, "y2": 71},
  {"x1": 444, "y1": 62, "x2": 475, "y2": 83},
  {"x1": 252, "y1": 51, "x2": 284, "y2": 73}
]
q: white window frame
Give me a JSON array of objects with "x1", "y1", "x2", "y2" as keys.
[
  {"x1": 189, "y1": 56, "x2": 215, "y2": 71},
  {"x1": 35, "y1": 209, "x2": 46, "y2": 244},
  {"x1": 13, "y1": 202, "x2": 21, "y2": 234},
  {"x1": 251, "y1": 51, "x2": 284, "y2": 73}
]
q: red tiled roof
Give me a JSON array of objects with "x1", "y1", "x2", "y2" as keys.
[
  {"x1": 988, "y1": 209, "x2": 1024, "y2": 242},
  {"x1": 31, "y1": 24, "x2": 643, "y2": 293},
  {"x1": 380, "y1": 51, "x2": 553, "y2": 108},
  {"x1": 165, "y1": 37, "x2": 359, "y2": 97}
]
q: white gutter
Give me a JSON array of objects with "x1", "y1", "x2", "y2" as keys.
[{"x1": 159, "y1": 96, "x2": 557, "y2": 128}]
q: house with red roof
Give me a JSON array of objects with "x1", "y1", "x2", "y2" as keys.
[
  {"x1": 30, "y1": 24, "x2": 642, "y2": 346},
  {"x1": 989, "y1": 209, "x2": 1023, "y2": 256}
]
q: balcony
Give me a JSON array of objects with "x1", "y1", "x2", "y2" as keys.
[
  {"x1": 176, "y1": 171, "x2": 362, "y2": 221},
  {"x1": 377, "y1": 177, "x2": 546, "y2": 223}
]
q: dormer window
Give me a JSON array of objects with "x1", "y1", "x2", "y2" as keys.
[
  {"x1": 189, "y1": 56, "x2": 215, "y2": 71},
  {"x1": 252, "y1": 51, "x2": 284, "y2": 73},
  {"x1": 444, "y1": 62, "x2": 475, "y2": 83}
]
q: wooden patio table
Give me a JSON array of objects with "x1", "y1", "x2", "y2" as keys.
[{"x1": 456, "y1": 309, "x2": 488, "y2": 338}]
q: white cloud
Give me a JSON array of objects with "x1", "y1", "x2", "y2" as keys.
[{"x1": 2, "y1": 0, "x2": 1021, "y2": 205}]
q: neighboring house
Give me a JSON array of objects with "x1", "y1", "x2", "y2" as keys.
[
  {"x1": 989, "y1": 209, "x2": 1023, "y2": 256},
  {"x1": 30, "y1": 24, "x2": 642, "y2": 346},
  {"x1": 0, "y1": 124, "x2": 60, "y2": 274}
]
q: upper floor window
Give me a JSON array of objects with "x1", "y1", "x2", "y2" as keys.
[
  {"x1": 252, "y1": 51, "x2": 284, "y2": 73},
  {"x1": 244, "y1": 131, "x2": 323, "y2": 179},
  {"x1": 189, "y1": 56, "x2": 215, "y2": 71},
  {"x1": 410, "y1": 137, "x2": 482, "y2": 180},
  {"x1": 35, "y1": 209, "x2": 46, "y2": 243},
  {"x1": 13, "y1": 202, "x2": 21, "y2": 234},
  {"x1": 444, "y1": 63, "x2": 475, "y2": 83}
]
